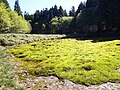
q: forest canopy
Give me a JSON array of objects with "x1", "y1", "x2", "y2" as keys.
[
  {"x1": 0, "y1": 1, "x2": 31, "y2": 33},
  {"x1": 74, "y1": 0, "x2": 120, "y2": 36},
  {"x1": 0, "y1": 0, "x2": 120, "y2": 37}
]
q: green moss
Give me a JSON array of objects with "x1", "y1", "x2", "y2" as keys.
[{"x1": 8, "y1": 39, "x2": 120, "y2": 85}]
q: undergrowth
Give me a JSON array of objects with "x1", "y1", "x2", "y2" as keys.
[{"x1": 8, "y1": 39, "x2": 120, "y2": 86}]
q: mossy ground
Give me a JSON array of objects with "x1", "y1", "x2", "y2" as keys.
[
  {"x1": 8, "y1": 39, "x2": 120, "y2": 86},
  {"x1": 0, "y1": 34, "x2": 65, "y2": 89}
]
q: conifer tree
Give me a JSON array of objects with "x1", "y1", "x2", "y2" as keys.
[
  {"x1": 14, "y1": 0, "x2": 22, "y2": 16},
  {"x1": 59, "y1": 6, "x2": 64, "y2": 16},
  {"x1": 63, "y1": 10, "x2": 67, "y2": 16},
  {"x1": 75, "y1": 2, "x2": 85, "y2": 17},
  {"x1": 69, "y1": 6, "x2": 76, "y2": 16}
]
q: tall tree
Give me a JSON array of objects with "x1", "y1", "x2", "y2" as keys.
[
  {"x1": 59, "y1": 6, "x2": 64, "y2": 16},
  {"x1": 63, "y1": 10, "x2": 67, "y2": 16},
  {"x1": 53, "y1": 5, "x2": 58, "y2": 17},
  {"x1": 98, "y1": 0, "x2": 120, "y2": 33},
  {"x1": 86, "y1": 0, "x2": 97, "y2": 8},
  {"x1": 69, "y1": 2, "x2": 86, "y2": 33},
  {"x1": 34, "y1": 10, "x2": 40, "y2": 22},
  {"x1": 0, "y1": 0, "x2": 10, "y2": 8},
  {"x1": 0, "y1": 2, "x2": 11, "y2": 33},
  {"x1": 69, "y1": 6, "x2": 76, "y2": 16},
  {"x1": 14, "y1": 0, "x2": 22, "y2": 16},
  {"x1": 75, "y1": 2, "x2": 85, "y2": 17},
  {"x1": 0, "y1": 2, "x2": 31, "y2": 33}
]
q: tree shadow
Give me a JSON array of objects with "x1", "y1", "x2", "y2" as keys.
[
  {"x1": 90, "y1": 37, "x2": 120, "y2": 43},
  {"x1": 63, "y1": 34, "x2": 120, "y2": 43}
]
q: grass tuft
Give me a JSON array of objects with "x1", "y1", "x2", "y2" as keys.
[{"x1": 0, "y1": 46, "x2": 24, "y2": 90}]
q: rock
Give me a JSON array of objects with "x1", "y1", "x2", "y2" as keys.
[{"x1": 117, "y1": 68, "x2": 120, "y2": 72}]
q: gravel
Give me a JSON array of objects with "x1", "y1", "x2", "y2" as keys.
[{"x1": 14, "y1": 67, "x2": 120, "y2": 90}]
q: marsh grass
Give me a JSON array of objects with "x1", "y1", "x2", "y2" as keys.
[
  {"x1": 8, "y1": 39, "x2": 120, "y2": 86},
  {"x1": 0, "y1": 34, "x2": 65, "y2": 46},
  {"x1": 0, "y1": 46, "x2": 24, "y2": 90},
  {"x1": 0, "y1": 34, "x2": 65, "y2": 89}
]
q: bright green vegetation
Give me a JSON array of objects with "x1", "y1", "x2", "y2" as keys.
[
  {"x1": 8, "y1": 39, "x2": 120, "y2": 85},
  {"x1": 0, "y1": 2, "x2": 31, "y2": 33},
  {"x1": 0, "y1": 34, "x2": 64, "y2": 89},
  {"x1": 50, "y1": 16, "x2": 73, "y2": 33},
  {"x1": 0, "y1": 46, "x2": 23, "y2": 90}
]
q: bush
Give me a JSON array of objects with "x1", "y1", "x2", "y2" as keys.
[
  {"x1": 9, "y1": 11, "x2": 31, "y2": 33},
  {"x1": 50, "y1": 16, "x2": 73, "y2": 34}
]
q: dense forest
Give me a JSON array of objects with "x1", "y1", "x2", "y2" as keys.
[{"x1": 0, "y1": 0, "x2": 120, "y2": 37}]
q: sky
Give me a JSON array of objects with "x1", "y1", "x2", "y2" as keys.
[{"x1": 7, "y1": 0, "x2": 86, "y2": 14}]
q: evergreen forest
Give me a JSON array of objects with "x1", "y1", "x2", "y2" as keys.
[{"x1": 0, "y1": 0, "x2": 120, "y2": 37}]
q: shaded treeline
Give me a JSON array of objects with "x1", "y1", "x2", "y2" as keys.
[
  {"x1": 24, "y1": 5, "x2": 77, "y2": 34},
  {"x1": 70, "y1": 0, "x2": 120, "y2": 37},
  {"x1": 1, "y1": 0, "x2": 120, "y2": 37}
]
